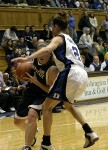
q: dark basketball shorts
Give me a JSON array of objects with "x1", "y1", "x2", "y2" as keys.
[{"x1": 15, "y1": 94, "x2": 46, "y2": 119}]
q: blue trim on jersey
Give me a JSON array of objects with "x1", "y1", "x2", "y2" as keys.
[
  {"x1": 47, "y1": 67, "x2": 70, "y2": 102},
  {"x1": 54, "y1": 35, "x2": 73, "y2": 68}
]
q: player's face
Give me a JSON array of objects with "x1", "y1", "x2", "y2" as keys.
[
  {"x1": 38, "y1": 54, "x2": 51, "y2": 65},
  {"x1": 37, "y1": 46, "x2": 51, "y2": 65},
  {"x1": 52, "y1": 24, "x2": 58, "y2": 36}
]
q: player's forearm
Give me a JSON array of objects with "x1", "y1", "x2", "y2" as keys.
[
  {"x1": 33, "y1": 80, "x2": 49, "y2": 93},
  {"x1": 27, "y1": 48, "x2": 50, "y2": 61},
  {"x1": 38, "y1": 83, "x2": 49, "y2": 93}
]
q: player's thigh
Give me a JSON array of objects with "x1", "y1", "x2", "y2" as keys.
[
  {"x1": 66, "y1": 66, "x2": 88, "y2": 103},
  {"x1": 43, "y1": 98, "x2": 60, "y2": 110}
]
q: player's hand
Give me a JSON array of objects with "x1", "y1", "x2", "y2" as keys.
[
  {"x1": 11, "y1": 57, "x2": 28, "y2": 63},
  {"x1": 25, "y1": 72, "x2": 39, "y2": 85}
]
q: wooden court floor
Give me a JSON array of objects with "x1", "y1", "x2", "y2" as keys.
[{"x1": 0, "y1": 101, "x2": 108, "y2": 150}]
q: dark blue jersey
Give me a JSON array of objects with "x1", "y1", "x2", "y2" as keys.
[{"x1": 25, "y1": 58, "x2": 55, "y2": 96}]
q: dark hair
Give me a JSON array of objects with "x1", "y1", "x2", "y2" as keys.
[
  {"x1": 43, "y1": 24, "x2": 48, "y2": 28},
  {"x1": 6, "y1": 39, "x2": 13, "y2": 46},
  {"x1": 18, "y1": 35, "x2": 24, "y2": 39},
  {"x1": 24, "y1": 26, "x2": 30, "y2": 29},
  {"x1": 10, "y1": 26, "x2": 17, "y2": 32},
  {"x1": 30, "y1": 25, "x2": 36, "y2": 30},
  {"x1": 53, "y1": 11, "x2": 68, "y2": 31}
]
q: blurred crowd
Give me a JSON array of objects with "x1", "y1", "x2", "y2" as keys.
[
  {"x1": 0, "y1": 24, "x2": 53, "y2": 114},
  {"x1": 0, "y1": 0, "x2": 108, "y2": 9},
  {"x1": 0, "y1": 9, "x2": 108, "y2": 114}
]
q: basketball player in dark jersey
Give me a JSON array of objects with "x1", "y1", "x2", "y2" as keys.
[{"x1": 14, "y1": 42, "x2": 58, "y2": 150}]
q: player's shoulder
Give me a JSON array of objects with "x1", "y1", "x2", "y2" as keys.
[{"x1": 48, "y1": 66, "x2": 58, "y2": 73}]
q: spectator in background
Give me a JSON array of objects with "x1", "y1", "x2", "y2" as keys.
[
  {"x1": 102, "y1": 2, "x2": 108, "y2": 10},
  {"x1": 78, "y1": 11, "x2": 91, "y2": 33},
  {"x1": 59, "y1": 0, "x2": 67, "y2": 7},
  {"x1": 97, "y1": 14, "x2": 108, "y2": 42},
  {"x1": 88, "y1": 0, "x2": 95, "y2": 9},
  {"x1": 89, "y1": 55, "x2": 102, "y2": 71},
  {"x1": 84, "y1": 1, "x2": 90, "y2": 9},
  {"x1": 0, "y1": 92, "x2": 8, "y2": 113},
  {"x1": 0, "y1": 0, "x2": 5, "y2": 4},
  {"x1": 78, "y1": 44, "x2": 93, "y2": 67},
  {"x1": 0, "y1": 71, "x2": 9, "y2": 113},
  {"x1": 50, "y1": 0, "x2": 61, "y2": 7},
  {"x1": 3, "y1": 39, "x2": 15, "y2": 66},
  {"x1": 3, "y1": 72, "x2": 25, "y2": 108},
  {"x1": 15, "y1": 36, "x2": 29, "y2": 56},
  {"x1": 66, "y1": 0, "x2": 76, "y2": 8},
  {"x1": 95, "y1": 37, "x2": 104, "y2": 55},
  {"x1": 40, "y1": 0, "x2": 50, "y2": 6},
  {"x1": 1, "y1": 26, "x2": 18, "y2": 47},
  {"x1": 31, "y1": 37, "x2": 38, "y2": 50},
  {"x1": 30, "y1": 25, "x2": 40, "y2": 51},
  {"x1": 81, "y1": 54, "x2": 90, "y2": 72},
  {"x1": 4, "y1": 66, "x2": 22, "y2": 87},
  {"x1": 104, "y1": 48, "x2": 108, "y2": 60},
  {"x1": 16, "y1": 0, "x2": 28, "y2": 5},
  {"x1": 89, "y1": 13, "x2": 98, "y2": 41},
  {"x1": 93, "y1": 0, "x2": 103, "y2": 10},
  {"x1": 22, "y1": 26, "x2": 33, "y2": 49},
  {"x1": 3, "y1": 0, "x2": 17, "y2": 4},
  {"x1": 103, "y1": 0, "x2": 108, "y2": 3},
  {"x1": 78, "y1": 27, "x2": 94, "y2": 55},
  {"x1": 74, "y1": 0, "x2": 80, "y2": 7},
  {"x1": 0, "y1": 71, "x2": 16, "y2": 112},
  {"x1": 4, "y1": 39, "x2": 14, "y2": 56},
  {"x1": 40, "y1": 24, "x2": 53, "y2": 41},
  {"x1": 98, "y1": 41, "x2": 108, "y2": 62},
  {"x1": 4, "y1": 66, "x2": 27, "y2": 105},
  {"x1": 3, "y1": 39, "x2": 21, "y2": 67},
  {"x1": 79, "y1": 1, "x2": 85, "y2": 9},
  {"x1": 101, "y1": 60, "x2": 108, "y2": 70},
  {"x1": 68, "y1": 10, "x2": 77, "y2": 43},
  {"x1": 30, "y1": 25, "x2": 40, "y2": 41}
]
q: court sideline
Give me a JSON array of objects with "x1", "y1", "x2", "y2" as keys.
[{"x1": 0, "y1": 101, "x2": 108, "y2": 150}]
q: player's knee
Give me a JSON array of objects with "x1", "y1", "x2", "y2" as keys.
[
  {"x1": 27, "y1": 113, "x2": 37, "y2": 124},
  {"x1": 42, "y1": 105, "x2": 52, "y2": 113}
]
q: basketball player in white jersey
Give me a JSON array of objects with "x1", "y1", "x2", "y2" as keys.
[{"x1": 12, "y1": 11, "x2": 99, "y2": 150}]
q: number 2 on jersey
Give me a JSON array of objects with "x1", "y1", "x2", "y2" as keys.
[{"x1": 72, "y1": 46, "x2": 81, "y2": 61}]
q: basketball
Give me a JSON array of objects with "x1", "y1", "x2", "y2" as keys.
[{"x1": 16, "y1": 62, "x2": 33, "y2": 81}]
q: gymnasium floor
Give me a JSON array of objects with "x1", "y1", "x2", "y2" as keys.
[{"x1": 0, "y1": 100, "x2": 108, "y2": 150}]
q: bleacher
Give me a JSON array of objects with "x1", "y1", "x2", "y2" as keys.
[
  {"x1": 0, "y1": 5, "x2": 107, "y2": 30},
  {"x1": 0, "y1": 46, "x2": 7, "y2": 72},
  {"x1": 0, "y1": 5, "x2": 107, "y2": 72}
]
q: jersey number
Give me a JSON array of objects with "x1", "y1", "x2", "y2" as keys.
[{"x1": 72, "y1": 46, "x2": 81, "y2": 61}]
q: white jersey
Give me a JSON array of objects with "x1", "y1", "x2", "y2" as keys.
[
  {"x1": 48, "y1": 33, "x2": 88, "y2": 103},
  {"x1": 53, "y1": 33, "x2": 84, "y2": 71}
]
